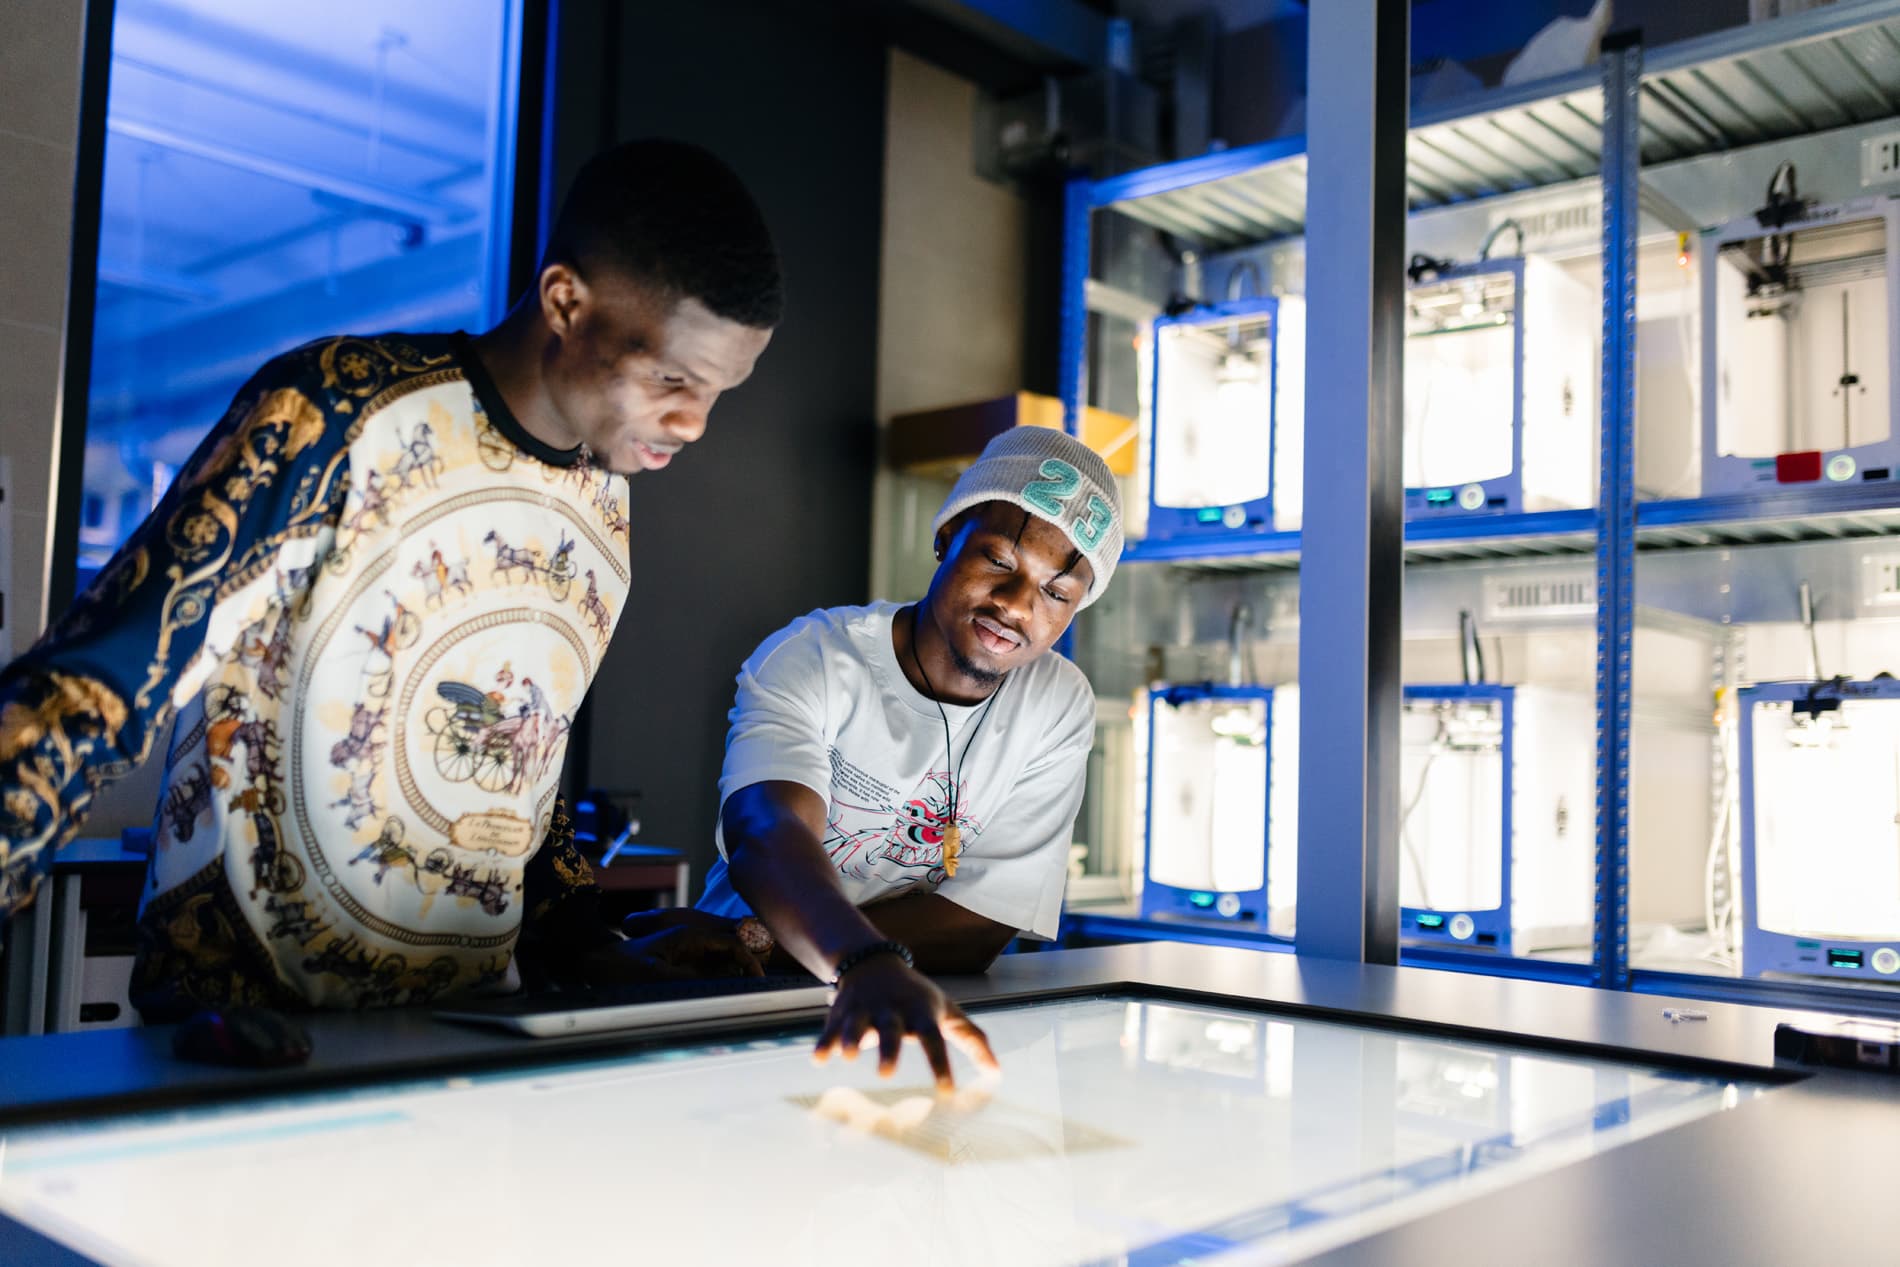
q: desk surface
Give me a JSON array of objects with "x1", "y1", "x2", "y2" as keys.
[{"x1": 1, "y1": 944, "x2": 1896, "y2": 1265}]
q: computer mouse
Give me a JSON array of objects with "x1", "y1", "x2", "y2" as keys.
[{"x1": 172, "y1": 1005, "x2": 314, "y2": 1069}]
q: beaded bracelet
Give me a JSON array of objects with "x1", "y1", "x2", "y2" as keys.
[{"x1": 830, "y1": 939, "x2": 914, "y2": 987}]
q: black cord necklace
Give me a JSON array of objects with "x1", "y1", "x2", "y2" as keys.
[{"x1": 907, "y1": 606, "x2": 1005, "y2": 879}]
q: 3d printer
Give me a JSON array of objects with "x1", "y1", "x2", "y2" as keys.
[
  {"x1": 1400, "y1": 234, "x2": 1599, "y2": 519},
  {"x1": 1138, "y1": 682, "x2": 1299, "y2": 930},
  {"x1": 1738, "y1": 677, "x2": 1900, "y2": 981},
  {"x1": 1393, "y1": 684, "x2": 1596, "y2": 955},
  {"x1": 1701, "y1": 167, "x2": 1900, "y2": 497},
  {"x1": 1144, "y1": 288, "x2": 1303, "y2": 541}
]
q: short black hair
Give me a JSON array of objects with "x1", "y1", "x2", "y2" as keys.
[{"x1": 545, "y1": 138, "x2": 783, "y2": 329}]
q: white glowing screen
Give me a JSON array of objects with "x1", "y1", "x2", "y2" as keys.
[
  {"x1": 1153, "y1": 318, "x2": 1274, "y2": 511},
  {"x1": 1398, "y1": 700, "x2": 1506, "y2": 913},
  {"x1": 1148, "y1": 696, "x2": 1268, "y2": 893},
  {"x1": 1750, "y1": 697, "x2": 1900, "y2": 940},
  {"x1": 0, "y1": 996, "x2": 1759, "y2": 1267},
  {"x1": 1270, "y1": 295, "x2": 1307, "y2": 532},
  {"x1": 1404, "y1": 321, "x2": 1516, "y2": 489}
]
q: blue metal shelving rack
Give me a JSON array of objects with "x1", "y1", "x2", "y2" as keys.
[{"x1": 1056, "y1": 1, "x2": 1900, "y2": 1019}]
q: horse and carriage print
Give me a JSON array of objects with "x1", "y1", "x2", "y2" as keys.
[
  {"x1": 424, "y1": 667, "x2": 571, "y2": 798},
  {"x1": 293, "y1": 393, "x2": 625, "y2": 890}
]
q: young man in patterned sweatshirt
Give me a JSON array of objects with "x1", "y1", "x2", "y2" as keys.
[{"x1": 0, "y1": 139, "x2": 777, "y2": 1017}]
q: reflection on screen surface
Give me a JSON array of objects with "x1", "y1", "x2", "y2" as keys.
[{"x1": 0, "y1": 995, "x2": 1760, "y2": 1266}]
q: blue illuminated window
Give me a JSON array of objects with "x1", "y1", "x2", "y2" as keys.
[{"x1": 77, "y1": 0, "x2": 525, "y2": 589}]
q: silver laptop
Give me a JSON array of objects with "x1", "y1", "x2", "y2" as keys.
[{"x1": 435, "y1": 974, "x2": 831, "y2": 1038}]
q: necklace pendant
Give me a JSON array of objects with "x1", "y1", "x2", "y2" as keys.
[{"x1": 943, "y1": 824, "x2": 961, "y2": 878}]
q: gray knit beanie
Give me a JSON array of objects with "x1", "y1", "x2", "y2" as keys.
[{"x1": 931, "y1": 427, "x2": 1123, "y2": 608}]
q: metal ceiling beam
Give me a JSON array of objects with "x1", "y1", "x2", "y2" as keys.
[
  {"x1": 108, "y1": 117, "x2": 474, "y2": 226},
  {"x1": 96, "y1": 260, "x2": 219, "y2": 304},
  {"x1": 112, "y1": 54, "x2": 477, "y2": 171},
  {"x1": 122, "y1": 0, "x2": 488, "y2": 135}
]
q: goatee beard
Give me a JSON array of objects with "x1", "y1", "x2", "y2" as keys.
[{"x1": 947, "y1": 640, "x2": 1004, "y2": 689}]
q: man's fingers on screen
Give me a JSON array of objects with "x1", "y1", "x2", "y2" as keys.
[
  {"x1": 943, "y1": 1010, "x2": 999, "y2": 1072},
  {"x1": 813, "y1": 982, "x2": 989, "y2": 1087},
  {"x1": 915, "y1": 1022, "x2": 955, "y2": 1090},
  {"x1": 840, "y1": 1009, "x2": 873, "y2": 1059},
  {"x1": 813, "y1": 1005, "x2": 849, "y2": 1064},
  {"x1": 875, "y1": 1017, "x2": 905, "y2": 1077}
]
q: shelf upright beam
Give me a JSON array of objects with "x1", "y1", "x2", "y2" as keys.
[
  {"x1": 1594, "y1": 34, "x2": 1643, "y2": 992},
  {"x1": 1294, "y1": 0, "x2": 1409, "y2": 966},
  {"x1": 1054, "y1": 172, "x2": 1092, "y2": 664},
  {"x1": 1058, "y1": 173, "x2": 1091, "y2": 439}
]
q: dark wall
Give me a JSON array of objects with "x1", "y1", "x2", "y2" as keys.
[{"x1": 553, "y1": 1, "x2": 886, "y2": 886}]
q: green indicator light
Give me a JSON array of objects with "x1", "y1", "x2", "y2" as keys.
[
  {"x1": 1795, "y1": 940, "x2": 1821, "y2": 949},
  {"x1": 1189, "y1": 891, "x2": 1217, "y2": 908},
  {"x1": 1425, "y1": 488, "x2": 1454, "y2": 505},
  {"x1": 1415, "y1": 913, "x2": 1446, "y2": 929},
  {"x1": 1828, "y1": 949, "x2": 1864, "y2": 969},
  {"x1": 1196, "y1": 507, "x2": 1224, "y2": 524}
]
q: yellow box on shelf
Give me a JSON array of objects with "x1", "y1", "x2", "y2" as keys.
[{"x1": 887, "y1": 392, "x2": 1136, "y2": 479}]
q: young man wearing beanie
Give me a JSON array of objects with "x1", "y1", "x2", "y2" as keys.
[{"x1": 699, "y1": 426, "x2": 1122, "y2": 1086}]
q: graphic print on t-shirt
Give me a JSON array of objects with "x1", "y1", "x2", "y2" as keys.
[{"x1": 824, "y1": 747, "x2": 986, "y2": 888}]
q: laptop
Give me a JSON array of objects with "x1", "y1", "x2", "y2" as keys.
[{"x1": 435, "y1": 973, "x2": 831, "y2": 1038}]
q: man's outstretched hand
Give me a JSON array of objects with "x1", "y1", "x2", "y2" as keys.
[{"x1": 813, "y1": 954, "x2": 999, "y2": 1091}]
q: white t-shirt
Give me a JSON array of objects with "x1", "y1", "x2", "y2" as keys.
[{"x1": 697, "y1": 602, "x2": 1095, "y2": 940}]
